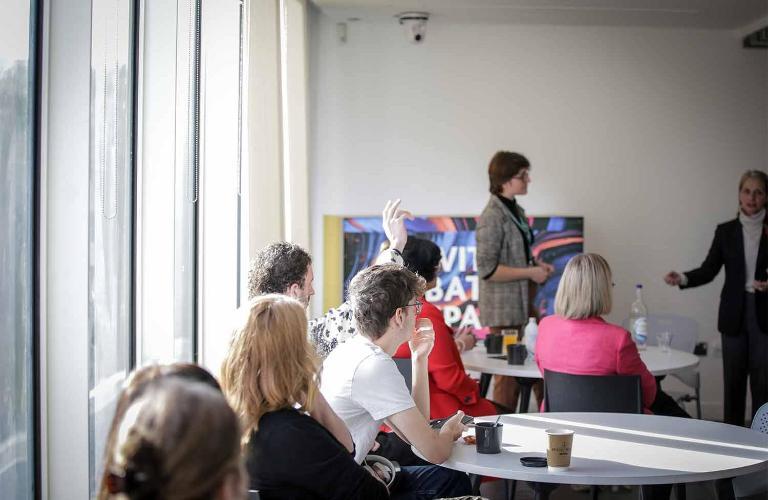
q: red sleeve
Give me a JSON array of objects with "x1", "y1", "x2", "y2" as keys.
[
  {"x1": 423, "y1": 304, "x2": 479, "y2": 406},
  {"x1": 615, "y1": 331, "x2": 657, "y2": 411}
]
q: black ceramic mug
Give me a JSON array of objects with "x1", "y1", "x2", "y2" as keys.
[
  {"x1": 475, "y1": 422, "x2": 503, "y2": 454},
  {"x1": 507, "y1": 344, "x2": 527, "y2": 365},
  {"x1": 484, "y1": 334, "x2": 503, "y2": 354}
]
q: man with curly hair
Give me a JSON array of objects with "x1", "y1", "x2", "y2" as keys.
[{"x1": 248, "y1": 241, "x2": 315, "y2": 308}]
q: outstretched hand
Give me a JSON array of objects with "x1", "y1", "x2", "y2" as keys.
[
  {"x1": 664, "y1": 271, "x2": 683, "y2": 286},
  {"x1": 382, "y1": 199, "x2": 413, "y2": 253}
]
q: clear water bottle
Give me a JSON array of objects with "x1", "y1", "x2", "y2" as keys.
[
  {"x1": 523, "y1": 317, "x2": 538, "y2": 359},
  {"x1": 629, "y1": 284, "x2": 648, "y2": 350}
]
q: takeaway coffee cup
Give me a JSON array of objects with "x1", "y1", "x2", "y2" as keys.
[
  {"x1": 507, "y1": 344, "x2": 527, "y2": 365},
  {"x1": 475, "y1": 422, "x2": 503, "y2": 454},
  {"x1": 545, "y1": 428, "x2": 574, "y2": 471},
  {"x1": 484, "y1": 333, "x2": 503, "y2": 354}
]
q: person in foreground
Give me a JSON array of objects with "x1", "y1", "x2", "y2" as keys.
[
  {"x1": 102, "y1": 378, "x2": 246, "y2": 500},
  {"x1": 536, "y1": 253, "x2": 688, "y2": 418},
  {"x1": 394, "y1": 237, "x2": 498, "y2": 419},
  {"x1": 220, "y1": 294, "x2": 389, "y2": 500},
  {"x1": 98, "y1": 363, "x2": 227, "y2": 499},
  {"x1": 664, "y1": 170, "x2": 768, "y2": 427},
  {"x1": 321, "y1": 263, "x2": 472, "y2": 499}
]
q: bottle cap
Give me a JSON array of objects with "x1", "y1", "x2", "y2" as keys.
[{"x1": 636, "y1": 284, "x2": 643, "y2": 288}]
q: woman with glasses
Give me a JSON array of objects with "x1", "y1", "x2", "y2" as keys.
[
  {"x1": 476, "y1": 151, "x2": 553, "y2": 409},
  {"x1": 394, "y1": 237, "x2": 498, "y2": 419},
  {"x1": 663, "y1": 170, "x2": 768, "y2": 427}
]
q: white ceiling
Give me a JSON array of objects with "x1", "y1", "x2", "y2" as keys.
[{"x1": 311, "y1": 0, "x2": 768, "y2": 30}]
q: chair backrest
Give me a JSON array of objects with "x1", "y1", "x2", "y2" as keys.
[
  {"x1": 393, "y1": 357, "x2": 412, "y2": 391},
  {"x1": 752, "y1": 402, "x2": 768, "y2": 434},
  {"x1": 622, "y1": 313, "x2": 698, "y2": 353},
  {"x1": 543, "y1": 369, "x2": 642, "y2": 414}
]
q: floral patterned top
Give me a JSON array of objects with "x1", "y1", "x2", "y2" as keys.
[{"x1": 309, "y1": 249, "x2": 404, "y2": 359}]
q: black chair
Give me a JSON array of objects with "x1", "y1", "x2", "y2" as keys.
[
  {"x1": 393, "y1": 357, "x2": 412, "y2": 391},
  {"x1": 542, "y1": 370, "x2": 642, "y2": 500},
  {"x1": 543, "y1": 369, "x2": 642, "y2": 414}
]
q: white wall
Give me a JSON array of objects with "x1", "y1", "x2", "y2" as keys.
[{"x1": 308, "y1": 12, "x2": 768, "y2": 418}]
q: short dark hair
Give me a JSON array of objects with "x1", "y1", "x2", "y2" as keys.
[
  {"x1": 402, "y1": 238, "x2": 442, "y2": 283},
  {"x1": 348, "y1": 264, "x2": 426, "y2": 340},
  {"x1": 488, "y1": 151, "x2": 530, "y2": 194},
  {"x1": 248, "y1": 242, "x2": 312, "y2": 299}
]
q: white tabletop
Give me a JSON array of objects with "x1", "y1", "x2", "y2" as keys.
[
  {"x1": 461, "y1": 345, "x2": 699, "y2": 378},
  {"x1": 438, "y1": 413, "x2": 768, "y2": 485}
]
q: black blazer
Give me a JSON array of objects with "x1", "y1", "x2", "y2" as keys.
[{"x1": 682, "y1": 218, "x2": 767, "y2": 336}]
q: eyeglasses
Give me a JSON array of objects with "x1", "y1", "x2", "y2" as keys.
[
  {"x1": 403, "y1": 300, "x2": 423, "y2": 315},
  {"x1": 512, "y1": 171, "x2": 530, "y2": 181}
]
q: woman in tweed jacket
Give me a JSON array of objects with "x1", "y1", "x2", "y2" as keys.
[{"x1": 476, "y1": 151, "x2": 553, "y2": 409}]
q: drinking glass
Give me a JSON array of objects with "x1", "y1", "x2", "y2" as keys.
[{"x1": 657, "y1": 331, "x2": 672, "y2": 353}]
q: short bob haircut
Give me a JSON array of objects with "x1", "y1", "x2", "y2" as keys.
[
  {"x1": 348, "y1": 263, "x2": 427, "y2": 340},
  {"x1": 488, "y1": 151, "x2": 530, "y2": 195},
  {"x1": 554, "y1": 253, "x2": 613, "y2": 320},
  {"x1": 402, "y1": 237, "x2": 442, "y2": 284},
  {"x1": 220, "y1": 294, "x2": 319, "y2": 444}
]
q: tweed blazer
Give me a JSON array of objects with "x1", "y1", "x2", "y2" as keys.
[{"x1": 476, "y1": 195, "x2": 530, "y2": 327}]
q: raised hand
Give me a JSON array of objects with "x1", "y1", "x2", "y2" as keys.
[
  {"x1": 664, "y1": 271, "x2": 682, "y2": 286},
  {"x1": 382, "y1": 199, "x2": 414, "y2": 252},
  {"x1": 409, "y1": 318, "x2": 435, "y2": 359}
]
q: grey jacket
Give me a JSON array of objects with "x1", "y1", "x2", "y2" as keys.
[{"x1": 476, "y1": 195, "x2": 530, "y2": 327}]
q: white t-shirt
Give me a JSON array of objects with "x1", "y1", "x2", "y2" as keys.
[{"x1": 320, "y1": 334, "x2": 415, "y2": 463}]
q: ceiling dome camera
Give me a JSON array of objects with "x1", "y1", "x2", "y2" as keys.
[{"x1": 396, "y1": 12, "x2": 429, "y2": 44}]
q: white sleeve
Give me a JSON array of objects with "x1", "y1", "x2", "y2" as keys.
[
  {"x1": 352, "y1": 355, "x2": 415, "y2": 421},
  {"x1": 374, "y1": 249, "x2": 404, "y2": 266}
]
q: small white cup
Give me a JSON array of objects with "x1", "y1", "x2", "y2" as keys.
[{"x1": 657, "y1": 331, "x2": 672, "y2": 353}]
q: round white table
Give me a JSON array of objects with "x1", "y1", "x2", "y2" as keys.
[
  {"x1": 462, "y1": 345, "x2": 700, "y2": 413},
  {"x1": 462, "y1": 345, "x2": 700, "y2": 378},
  {"x1": 442, "y1": 413, "x2": 768, "y2": 499}
]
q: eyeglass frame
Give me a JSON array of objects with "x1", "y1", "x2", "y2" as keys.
[{"x1": 402, "y1": 300, "x2": 423, "y2": 315}]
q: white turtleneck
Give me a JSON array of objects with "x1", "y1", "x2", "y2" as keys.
[{"x1": 740, "y1": 208, "x2": 765, "y2": 292}]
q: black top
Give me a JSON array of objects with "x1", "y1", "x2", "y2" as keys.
[
  {"x1": 246, "y1": 408, "x2": 389, "y2": 500},
  {"x1": 682, "y1": 218, "x2": 767, "y2": 336}
]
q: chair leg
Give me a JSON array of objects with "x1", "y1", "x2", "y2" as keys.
[
  {"x1": 675, "y1": 483, "x2": 686, "y2": 500},
  {"x1": 591, "y1": 485, "x2": 600, "y2": 500},
  {"x1": 695, "y1": 389, "x2": 702, "y2": 420},
  {"x1": 469, "y1": 474, "x2": 482, "y2": 495}
]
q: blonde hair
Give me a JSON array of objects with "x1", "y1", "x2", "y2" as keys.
[
  {"x1": 554, "y1": 253, "x2": 613, "y2": 319},
  {"x1": 220, "y1": 294, "x2": 319, "y2": 445},
  {"x1": 106, "y1": 379, "x2": 243, "y2": 500}
]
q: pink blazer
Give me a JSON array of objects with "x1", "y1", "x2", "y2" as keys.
[{"x1": 535, "y1": 315, "x2": 657, "y2": 413}]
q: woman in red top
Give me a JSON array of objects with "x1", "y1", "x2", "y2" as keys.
[{"x1": 394, "y1": 238, "x2": 497, "y2": 419}]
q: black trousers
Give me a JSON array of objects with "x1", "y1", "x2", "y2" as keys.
[{"x1": 722, "y1": 294, "x2": 768, "y2": 427}]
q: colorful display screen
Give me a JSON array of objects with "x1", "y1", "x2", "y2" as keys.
[{"x1": 343, "y1": 216, "x2": 584, "y2": 328}]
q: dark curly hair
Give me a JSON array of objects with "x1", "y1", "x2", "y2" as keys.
[
  {"x1": 402, "y1": 238, "x2": 442, "y2": 283},
  {"x1": 248, "y1": 242, "x2": 312, "y2": 299},
  {"x1": 348, "y1": 263, "x2": 426, "y2": 340}
]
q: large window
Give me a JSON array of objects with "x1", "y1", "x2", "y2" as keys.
[
  {"x1": 136, "y1": 0, "x2": 200, "y2": 364},
  {"x1": 88, "y1": 0, "x2": 135, "y2": 494},
  {"x1": 0, "y1": 1, "x2": 37, "y2": 498}
]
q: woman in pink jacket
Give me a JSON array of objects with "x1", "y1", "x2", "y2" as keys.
[{"x1": 535, "y1": 253, "x2": 687, "y2": 417}]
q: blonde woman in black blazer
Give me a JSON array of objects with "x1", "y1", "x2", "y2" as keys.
[{"x1": 664, "y1": 170, "x2": 768, "y2": 426}]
